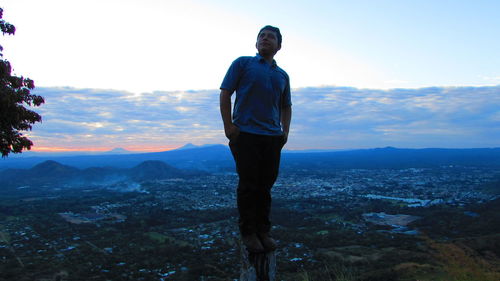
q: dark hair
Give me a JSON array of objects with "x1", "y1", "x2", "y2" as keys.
[{"x1": 258, "y1": 25, "x2": 282, "y2": 46}]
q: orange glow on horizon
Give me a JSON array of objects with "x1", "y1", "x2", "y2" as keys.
[{"x1": 31, "y1": 145, "x2": 180, "y2": 153}]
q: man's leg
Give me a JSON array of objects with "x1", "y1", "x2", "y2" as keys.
[
  {"x1": 255, "y1": 135, "x2": 284, "y2": 250},
  {"x1": 229, "y1": 132, "x2": 266, "y2": 252}
]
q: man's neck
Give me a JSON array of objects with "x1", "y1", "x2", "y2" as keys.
[{"x1": 259, "y1": 52, "x2": 275, "y2": 65}]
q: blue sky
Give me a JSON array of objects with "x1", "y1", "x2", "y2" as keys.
[
  {"x1": 1, "y1": 0, "x2": 499, "y2": 151},
  {"x1": 3, "y1": 0, "x2": 500, "y2": 91}
]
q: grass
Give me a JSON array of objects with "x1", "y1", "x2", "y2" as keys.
[
  {"x1": 300, "y1": 264, "x2": 357, "y2": 281},
  {"x1": 0, "y1": 231, "x2": 11, "y2": 243},
  {"x1": 145, "y1": 231, "x2": 191, "y2": 247},
  {"x1": 426, "y1": 236, "x2": 500, "y2": 281}
]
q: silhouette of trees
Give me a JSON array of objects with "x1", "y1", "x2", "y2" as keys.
[{"x1": 0, "y1": 7, "x2": 44, "y2": 157}]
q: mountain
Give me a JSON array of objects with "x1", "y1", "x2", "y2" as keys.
[
  {"x1": 174, "y1": 143, "x2": 220, "y2": 150},
  {"x1": 102, "y1": 147, "x2": 135, "y2": 154},
  {"x1": 0, "y1": 160, "x2": 80, "y2": 186},
  {"x1": 29, "y1": 160, "x2": 80, "y2": 177},
  {"x1": 175, "y1": 143, "x2": 200, "y2": 150},
  {"x1": 1, "y1": 146, "x2": 500, "y2": 173},
  {"x1": 128, "y1": 160, "x2": 184, "y2": 181},
  {"x1": 281, "y1": 147, "x2": 500, "y2": 171},
  {"x1": 0, "y1": 144, "x2": 233, "y2": 171},
  {"x1": 0, "y1": 159, "x2": 207, "y2": 188},
  {"x1": 7, "y1": 147, "x2": 139, "y2": 159}
]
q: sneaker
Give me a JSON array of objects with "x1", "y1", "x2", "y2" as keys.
[
  {"x1": 258, "y1": 233, "x2": 277, "y2": 251},
  {"x1": 241, "y1": 233, "x2": 265, "y2": 253}
]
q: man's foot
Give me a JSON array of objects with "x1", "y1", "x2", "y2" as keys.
[
  {"x1": 241, "y1": 233, "x2": 265, "y2": 253},
  {"x1": 258, "y1": 233, "x2": 277, "y2": 251}
]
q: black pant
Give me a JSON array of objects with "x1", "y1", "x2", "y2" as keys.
[{"x1": 229, "y1": 132, "x2": 285, "y2": 236}]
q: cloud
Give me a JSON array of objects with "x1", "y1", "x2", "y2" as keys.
[
  {"x1": 27, "y1": 85, "x2": 500, "y2": 151},
  {"x1": 29, "y1": 87, "x2": 224, "y2": 150}
]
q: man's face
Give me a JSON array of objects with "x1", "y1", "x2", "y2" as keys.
[{"x1": 256, "y1": 29, "x2": 281, "y2": 56}]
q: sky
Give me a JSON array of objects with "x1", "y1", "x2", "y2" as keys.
[
  {"x1": 1, "y1": 0, "x2": 500, "y2": 152},
  {"x1": 21, "y1": 85, "x2": 500, "y2": 152}
]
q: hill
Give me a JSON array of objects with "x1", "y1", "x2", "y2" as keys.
[
  {"x1": 281, "y1": 147, "x2": 500, "y2": 172},
  {"x1": 0, "y1": 160, "x2": 207, "y2": 187},
  {"x1": 1, "y1": 146, "x2": 499, "y2": 173}
]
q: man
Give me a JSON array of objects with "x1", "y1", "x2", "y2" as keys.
[{"x1": 219, "y1": 25, "x2": 292, "y2": 253}]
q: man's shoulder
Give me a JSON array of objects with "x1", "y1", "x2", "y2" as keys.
[
  {"x1": 233, "y1": 56, "x2": 256, "y2": 64},
  {"x1": 275, "y1": 65, "x2": 290, "y2": 80},
  {"x1": 236, "y1": 55, "x2": 256, "y2": 60},
  {"x1": 227, "y1": 56, "x2": 256, "y2": 71}
]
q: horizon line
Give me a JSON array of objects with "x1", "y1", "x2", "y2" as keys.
[{"x1": 21, "y1": 145, "x2": 500, "y2": 155}]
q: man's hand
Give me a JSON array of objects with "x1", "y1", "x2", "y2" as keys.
[
  {"x1": 282, "y1": 131, "x2": 288, "y2": 145},
  {"x1": 220, "y1": 89, "x2": 239, "y2": 140},
  {"x1": 281, "y1": 105, "x2": 291, "y2": 146},
  {"x1": 225, "y1": 123, "x2": 240, "y2": 140}
]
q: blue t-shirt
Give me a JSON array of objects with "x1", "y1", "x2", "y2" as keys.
[{"x1": 220, "y1": 54, "x2": 292, "y2": 136}]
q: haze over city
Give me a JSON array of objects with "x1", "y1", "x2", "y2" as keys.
[{"x1": 1, "y1": 0, "x2": 499, "y2": 152}]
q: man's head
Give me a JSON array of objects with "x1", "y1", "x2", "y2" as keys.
[{"x1": 256, "y1": 25, "x2": 282, "y2": 57}]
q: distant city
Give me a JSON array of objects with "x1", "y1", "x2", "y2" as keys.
[{"x1": 1, "y1": 145, "x2": 499, "y2": 280}]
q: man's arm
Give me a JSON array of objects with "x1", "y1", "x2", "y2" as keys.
[
  {"x1": 281, "y1": 105, "x2": 292, "y2": 143},
  {"x1": 220, "y1": 89, "x2": 240, "y2": 139}
]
